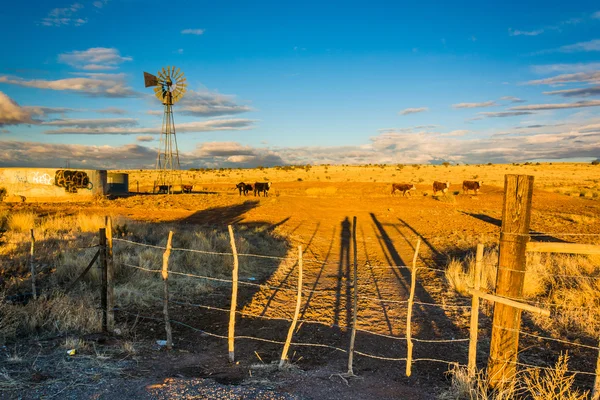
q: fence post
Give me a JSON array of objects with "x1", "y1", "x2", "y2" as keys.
[
  {"x1": 29, "y1": 229, "x2": 36, "y2": 300},
  {"x1": 594, "y1": 337, "x2": 600, "y2": 400},
  {"x1": 162, "y1": 231, "x2": 174, "y2": 349},
  {"x1": 228, "y1": 225, "x2": 239, "y2": 363},
  {"x1": 405, "y1": 238, "x2": 421, "y2": 377},
  {"x1": 105, "y1": 217, "x2": 114, "y2": 332},
  {"x1": 347, "y1": 216, "x2": 358, "y2": 376},
  {"x1": 488, "y1": 175, "x2": 534, "y2": 387},
  {"x1": 468, "y1": 243, "x2": 484, "y2": 377},
  {"x1": 280, "y1": 245, "x2": 303, "y2": 369},
  {"x1": 99, "y1": 228, "x2": 107, "y2": 332}
]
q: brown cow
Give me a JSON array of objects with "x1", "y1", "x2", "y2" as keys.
[
  {"x1": 182, "y1": 184, "x2": 193, "y2": 193},
  {"x1": 432, "y1": 181, "x2": 450, "y2": 195},
  {"x1": 391, "y1": 183, "x2": 416, "y2": 196},
  {"x1": 462, "y1": 180, "x2": 482, "y2": 194}
]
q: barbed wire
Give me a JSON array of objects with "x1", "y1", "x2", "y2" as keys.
[{"x1": 494, "y1": 325, "x2": 600, "y2": 351}]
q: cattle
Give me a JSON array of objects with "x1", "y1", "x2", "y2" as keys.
[
  {"x1": 432, "y1": 181, "x2": 450, "y2": 195},
  {"x1": 462, "y1": 180, "x2": 482, "y2": 194},
  {"x1": 182, "y1": 184, "x2": 193, "y2": 193},
  {"x1": 236, "y1": 182, "x2": 253, "y2": 196},
  {"x1": 254, "y1": 182, "x2": 272, "y2": 197},
  {"x1": 391, "y1": 183, "x2": 416, "y2": 196},
  {"x1": 156, "y1": 185, "x2": 171, "y2": 194}
]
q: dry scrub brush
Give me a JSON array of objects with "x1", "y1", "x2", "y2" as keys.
[
  {"x1": 445, "y1": 244, "x2": 600, "y2": 338},
  {"x1": 440, "y1": 354, "x2": 589, "y2": 400},
  {"x1": 0, "y1": 211, "x2": 288, "y2": 342}
]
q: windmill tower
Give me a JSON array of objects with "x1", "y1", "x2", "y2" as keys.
[{"x1": 143, "y1": 66, "x2": 187, "y2": 193}]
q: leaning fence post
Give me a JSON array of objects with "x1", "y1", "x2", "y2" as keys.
[
  {"x1": 162, "y1": 231, "x2": 174, "y2": 349},
  {"x1": 280, "y1": 245, "x2": 303, "y2": 369},
  {"x1": 405, "y1": 238, "x2": 421, "y2": 377},
  {"x1": 347, "y1": 216, "x2": 358, "y2": 375},
  {"x1": 105, "y1": 216, "x2": 114, "y2": 332},
  {"x1": 468, "y1": 243, "x2": 484, "y2": 377},
  {"x1": 593, "y1": 337, "x2": 600, "y2": 400},
  {"x1": 99, "y1": 228, "x2": 107, "y2": 332},
  {"x1": 29, "y1": 229, "x2": 36, "y2": 300},
  {"x1": 488, "y1": 175, "x2": 534, "y2": 387},
  {"x1": 228, "y1": 225, "x2": 239, "y2": 363}
]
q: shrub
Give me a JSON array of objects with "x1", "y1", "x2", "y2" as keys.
[
  {"x1": 0, "y1": 187, "x2": 6, "y2": 202},
  {"x1": 592, "y1": 159, "x2": 599, "y2": 165},
  {"x1": 7, "y1": 212, "x2": 36, "y2": 232}
]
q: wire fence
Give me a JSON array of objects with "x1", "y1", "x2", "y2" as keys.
[{"x1": 107, "y1": 232, "x2": 600, "y2": 386}]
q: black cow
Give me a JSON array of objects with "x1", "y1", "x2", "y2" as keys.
[
  {"x1": 462, "y1": 180, "x2": 482, "y2": 194},
  {"x1": 236, "y1": 182, "x2": 253, "y2": 196},
  {"x1": 432, "y1": 181, "x2": 450, "y2": 195},
  {"x1": 182, "y1": 184, "x2": 193, "y2": 193},
  {"x1": 391, "y1": 183, "x2": 416, "y2": 196},
  {"x1": 254, "y1": 182, "x2": 272, "y2": 197}
]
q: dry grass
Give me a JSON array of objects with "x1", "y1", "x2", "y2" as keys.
[
  {"x1": 0, "y1": 293, "x2": 101, "y2": 343},
  {"x1": 440, "y1": 354, "x2": 589, "y2": 400},
  {"x1": 117, "y1": 163, "x2": 600, "y2": 201},
  {"x1": 445, "y1": 244, "x2": 600, "y2": 338},
  {"x1": 0, "y1": 211, "x2": 288, "y2": 341},
  {"x1": 7, "y1": 212, "x2": 36, "y2": 233}
]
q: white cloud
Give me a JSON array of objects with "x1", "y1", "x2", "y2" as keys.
[
  {"x1": 508, "y1": 28, "x2": 545, "y2": 36},
  {"x1": 93, "y1": 0, "x2": 109, "y2": 8},
  {"x1": 59, "y1": 47, "x2": 132, "y2": 70},
  {"x1": 41, "y1": 118, "x2": 138, "y2": 128},
  {"x1": 593, "y1": 11, "x2": 600, "y2": 19},
  {"x1": 0, "y1": 92, "x2": 35, "y2": 126},
  {"x1": 96, "y1": 107, "x2": 128, "y2": 115},
  {"x1": 531, "y1": 62, "x2": 600, "y2": 74},
  {"x1": 500, "y1": 96, "x2": 526, "y2": 103},
  {"x1": 177, "y1": 89, "x2": 253, "y2": 117},
  {"x1": 41, "y1": 3, "x2": 86, "y2": 27},
  {"x1": 136, "y1": 135, "x2": 154, "y2": 142},
  {"x1": 23, "y1": 106, "x2": 78, "y2": 118},
  {"x1": 510, "y1": 100, "x2": 600, "y2": 111},
  {"x1": 543, "y1": 86, "x2": 600, "y2": 98},
  {"x1": 453, "y1": 101, "x2": 497, "y2": 109},
  {"x1": 399, "y1": 107, "x2": 428, "y2": 116},
  {"x1": 526, "y1": 71, "x2": 600, "y2": 85},
  {"x1": 543, "y1": 39, "x2": 600, "y2": 53},
  {"x1": 0, "y1": 73, "x2": 137, "y2": 98},
  {"x1": 42, "y1": 118, "x2": 255, "y2": 135},
  {"x1": 181, "y1": 29, "x2": 205, "y2": 35},
  {"x1": 475, "y1": 111, "x2": 536, "y2": 118}
]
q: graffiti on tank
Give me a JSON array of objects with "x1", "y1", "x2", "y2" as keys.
[
  {"x1": 32, "y1": 172, "x2": 53, "y2": 185},
  {"x1": 54, "y1": 170, "x2": 94, "y2": 193}
]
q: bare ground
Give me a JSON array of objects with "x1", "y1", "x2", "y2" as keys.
[{"x1": 3, "y1": 182, "x2": 600, "y2": 399}]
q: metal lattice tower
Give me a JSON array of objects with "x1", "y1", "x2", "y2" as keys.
[{"x1": 143, "y1": 66, "x2": 187, "y2": 193}]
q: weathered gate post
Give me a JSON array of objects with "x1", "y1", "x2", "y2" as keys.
[{"x1": 488, "y1": 175, "x2": 534, "y2": 386}]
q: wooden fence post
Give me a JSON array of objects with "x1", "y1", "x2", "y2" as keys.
[
  {"x1": 593, "y1": 337, "x2": 600, "y2": 400},
  {"x1": 347, "y1": 216, "x2": 358, "y2": 375},
  {"x1": 99, "y1": 228, "x2": 107, "y2": 332},
  {"x1": 280, "y1": 245, "x2": 303, "y2": 369},
  {"x1": 29, "y1": 229, "x2": 36, "y2": 300},
  {"x1": 228, "y1": 225, "x2": 239, "y2": 363},
  {"x1": 105, "y1": 217, "x2": 114, "y2": 332},
  {"x1": 468, "y1": 243, "x2": 484, "y2": 377},
  {"x1": 162, "y1": 231, "x2": 174, "y2": 349},
  {"x1": 488, "y1": 175, "x2": 534, "y2": 386},
  {"x1": 405, "y1": 238, "x2": 421, "y2": 377}
]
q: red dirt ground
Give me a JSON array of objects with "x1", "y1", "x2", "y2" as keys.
[{"x1": 8, "y1": 182, "x2": 600, "y2": 399}]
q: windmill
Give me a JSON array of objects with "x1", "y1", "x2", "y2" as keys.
[{"x1": 143, "y1": 66, "x2": 187, "y2": 193}]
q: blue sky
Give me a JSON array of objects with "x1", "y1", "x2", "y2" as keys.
[{"x1": 0, "y1": 0, "x2": 599, "y2": 168}]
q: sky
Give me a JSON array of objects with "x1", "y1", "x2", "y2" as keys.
[{"x1": 0, "y1": 0, "x2": 599, "y2": 169}]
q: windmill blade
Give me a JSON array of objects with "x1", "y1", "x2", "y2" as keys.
[
  {"x1": 167, "y1": 66, "x2": 171, "y2": 77},
  {"x1": 174, "y1": 69, "x2": 183, "y2": 80},
  {"x1": 143, "y1": 72, "x2": 159, "y2": 87}
]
